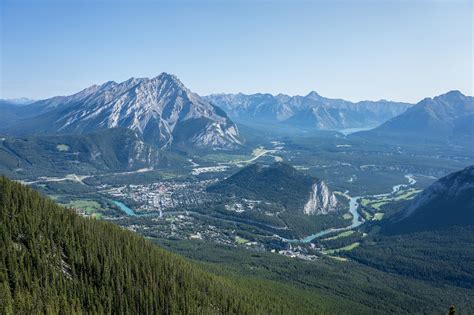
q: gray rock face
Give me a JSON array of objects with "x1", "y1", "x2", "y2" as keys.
[
  {"x1": 7, "y1": 73, "x2": 241, "y2": 149},
  {"x1": 205, "y1": 92, "x2": 411, "y2": 130},
  {"x1": 303, "y1": 181, "x2": 338, "y2": 215}
]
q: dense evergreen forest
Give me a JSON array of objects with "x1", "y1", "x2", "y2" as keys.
[
  {"x1": 157, "y1": 239, "x2": 474, "y2": 314},
  {"x1": 0, "y1": 176, "x2": 332, "y2": 314},
  {"x1": 1, "y1": 176, "x2": 472, "y2": 314}
]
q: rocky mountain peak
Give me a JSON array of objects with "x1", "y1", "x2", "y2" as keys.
[{"x1": 5, "y1": 73, "x2": 241, "y2": 150}]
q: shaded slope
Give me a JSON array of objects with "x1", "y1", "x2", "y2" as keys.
[
  {"x1": 385, "y1": 165, "x2": 474, "y2": 234},
  {"x1": 0, "y1": 128, "x2": 161, "y2": 177},
  {"x1": 206, "y1": 163, "x2": 341, "y2": 237},
  {"x1": 346, "y1": 166, "x2": 474, "y2": 290},
  {"x1": 207, "y1": 162, "x2": 316, "y2": 211},
  {"x1": 0, "y1": 176, "x2": 318, "y2": 314}
]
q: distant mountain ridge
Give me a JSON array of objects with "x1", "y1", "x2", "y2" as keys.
[
  {"x1": 205, "y1": 92, "x2": 412, "y2": 130},
  {"x1": 3, "y1": 73, "x2": 241, "y2": 150},
  {"x1": 0, "y1": 97, "x2": 36, "y2": 105},
  {"x1": 353, "y1": 90, "x2": 474, "y2": 143}
]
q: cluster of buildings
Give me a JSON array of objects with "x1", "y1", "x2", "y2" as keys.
[{"x1": 101, "y1": 180, "x2": 216, "y2": 213}]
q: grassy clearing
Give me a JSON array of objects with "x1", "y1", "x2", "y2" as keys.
[
  {"x1": 342, "y1": 213, "x2": 352, "y2": 220},
  {"x1": 323, "y1": 230, "x2": 354, "y2": 241},
  {"x1": 273, "y1": 156, "x2": 283, "y2": 162},
  {"x1": 361, "y1": 209, "x2": 372, "y2": 220},
  {"x1": 159, "y1": 171, "x2": 179, "y2": 180},
  {"x1": 235, "y1": 236, "x2": 249, "y2": 244},
  {"x1": 323, "y1": 242, "x2": 360, "y2": 255},
  {"x1": 371, "y1": 201, "x2": 389, "y2": 210},
  {"x1": 361, "y1": 188, "x2": 421, "y2": 214},
  {"x1": 56, "y1": 144, "x2": 70, "y2": 152},
  {"x1": 373, "y1": 213, "x2": 385, "y2": 221},
  {"x1": 327, "y1": 255, "x2": 348, "y2": 262},
  {"x1": 62, "y1": 199, "x2": 106, "y2": 215},
  {"x1": 395, "y1": 188, "x2": 421, "y2": 200}
]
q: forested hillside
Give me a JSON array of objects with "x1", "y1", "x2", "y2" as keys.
[
  {"x1": 0, "y1": 176, "x2": 321, "y2": 314},
  {"x1": 207, "y1": 162, "x2": 315, "y2": 210}
]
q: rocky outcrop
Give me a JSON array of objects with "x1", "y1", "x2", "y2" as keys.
[{"x1": 303, "y1": 181, "x2": 338, "y2": 215}]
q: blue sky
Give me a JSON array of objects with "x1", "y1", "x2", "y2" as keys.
[{"x1": 1, "y1": 0, "x2": 472, "y2": 102}]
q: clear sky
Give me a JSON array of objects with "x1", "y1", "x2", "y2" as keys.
[{"x1": 1, "y1": 0, "x2": 472, "y2": 102}]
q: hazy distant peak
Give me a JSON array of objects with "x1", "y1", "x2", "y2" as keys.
[
  {"x1": 443, "y1": 90, "x2": 465, "y2": 97},
  {"x1": 435, "y1": 90, "x2": 466, "y2": 101},
  {"x1": 205, "y1": 91, "x2": 411, "y2": 129},
  {"x1": 418, "y1": 90, "x2": 467, "y2": 104},
  {"x1": 0, "y1": 97, "x2": 36, "y2": 105},
  {"x1": 305, "y1": 91, "x2": 321, "y2": 99}
]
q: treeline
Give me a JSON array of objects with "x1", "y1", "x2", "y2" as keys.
[{"x1": 0, "y1": 176, "x2": 311, "y2": 314}]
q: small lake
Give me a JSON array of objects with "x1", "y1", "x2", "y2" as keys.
[
  {"x1": 113, "y1": 200, "x2": 137, "y2": 216},
  {"x1": 337, "y1": 127, "x2": 377, "y2": 136},
  {"x1": 112, "y1": 200, "x2": 160, "y2": 217}
]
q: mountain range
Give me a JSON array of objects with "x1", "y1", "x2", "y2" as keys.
[
  {"x1": 3, "y1": 74, "x2": 471, "y2": 151},
  {"x1": 1, "y1": 73, "x2": 241, "y2": 150},
  {"x1": 353, "y1": 90, "x2": 474, "y2": 144},
  {"x1": 205, "y1": 92, "x2": 412, "y2": 130}
]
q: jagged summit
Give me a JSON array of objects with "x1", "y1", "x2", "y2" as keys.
[
  {"x1": 6, "y1": 73, "x2": 241, "y2": 149},
  {"x1": 305, "y1": 91, "x2": 322, "y2": 100},
  {"x1": 205, "y1": 91, "x2": 411, "y2": 129}
]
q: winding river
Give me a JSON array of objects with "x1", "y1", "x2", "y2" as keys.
[
  {"x1": 284, "y1": 174, "x2": 417, "y2": 243},
  {"x1": 283, "y1": 195, "x2": 363, "y2": 243},
  {"x1": 113, "y1": 174, "x2": 416, "y2": 244}
]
